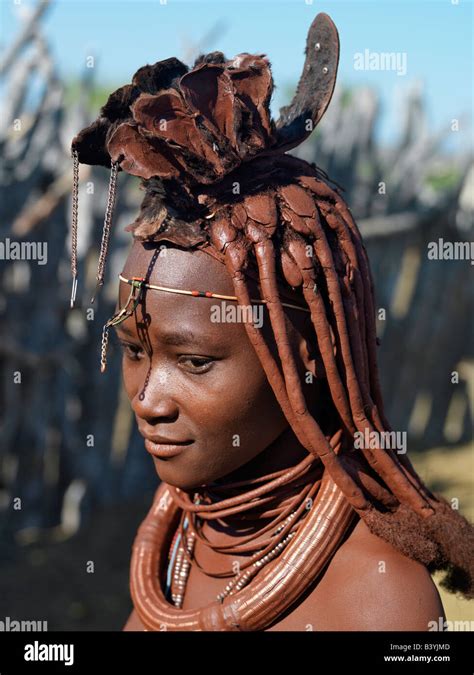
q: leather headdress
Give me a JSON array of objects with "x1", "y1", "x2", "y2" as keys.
[{"x1": 69, "y1": 13, "x2": 340, "y2": 301}]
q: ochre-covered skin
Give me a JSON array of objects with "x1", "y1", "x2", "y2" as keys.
[
  {"x1": 70, "y1": 13, "x2": 474, "y2": 631},
  {"x1": 115, "y1": 243, "x2": 445, "y2": 631}
]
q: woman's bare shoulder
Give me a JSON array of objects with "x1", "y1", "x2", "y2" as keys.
[{"x1": 304, "y1": 516, "x2": 446, "y2": 631}]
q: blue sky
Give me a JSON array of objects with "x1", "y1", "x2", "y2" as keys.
[{"x1": 1, "y1": 0, "x2": 472, "y2": 149}]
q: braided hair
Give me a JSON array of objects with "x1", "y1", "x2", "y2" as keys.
[{"x1": 71, "y1": 13, "x2": 474, "y2": 600}]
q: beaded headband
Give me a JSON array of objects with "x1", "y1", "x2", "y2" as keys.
[{"x1": 99, "y1": 273, "x2": 310, "y2": 373}]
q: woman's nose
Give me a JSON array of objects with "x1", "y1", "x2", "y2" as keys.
[{"x1": 130, "y1": 370, "x2": 179, "y2": 422}]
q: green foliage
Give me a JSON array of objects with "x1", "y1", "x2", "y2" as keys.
[
  {"x1": 63, "y1": 78, "x2": 121, "y2": 114},
  {"x1": 425, "y1": 167, "x2": 463, "y2": 193},
  {"x1": 340, "y1": 88, "x2": 352, "y2": 109}
]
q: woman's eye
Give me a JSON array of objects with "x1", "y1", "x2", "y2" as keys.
[
  {"x1": 178, "y1": 356, "x2": 214, "y2": 373},
  {"x1": 118, "y1": 342, "x2": 214, "y2": 372},
  {"x1": 119, "y1": 341, "x2": 143, "y2": 361}
]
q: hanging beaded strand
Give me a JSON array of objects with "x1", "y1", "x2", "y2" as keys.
[
  {"x1": 90, "y1": 161, "x2": 119, "y2": 304},
  {"x1": 99, "y1": 277, "x2": 145, "y2": 373},
  {"x1": 170, "y1": 517, "x2": 196, "y2": 608},
  {"x1": 70, "y1": 149, "x2": 80, "y2": 308},
  {"x1": 169, "y1": 509, "x2": 298, "y2": 606},
  {"x1": 168, "y1": 496, "x2": 200, "y2": 608}
]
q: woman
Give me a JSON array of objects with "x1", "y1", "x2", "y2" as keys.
[{"x1": 70, "y1": 13, "x2": 473, "y2": 631}]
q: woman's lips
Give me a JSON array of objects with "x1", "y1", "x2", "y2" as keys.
[{"x1": 144, "y1": 438, "x2": 193, "y2": 459}]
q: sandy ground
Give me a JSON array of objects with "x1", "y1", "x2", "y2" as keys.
[{"x1": 0, "y1": 444, "x2": 472, "y2": 631}]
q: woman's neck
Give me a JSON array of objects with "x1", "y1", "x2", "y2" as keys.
[
  {"x1": 213, "y1": 426, "x2": 310, "y2": 486},
  {"x1": 196, "y1": 427, "x2": 314, "y2": 540}
]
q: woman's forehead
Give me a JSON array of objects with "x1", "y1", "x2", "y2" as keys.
[
  {"x1": 121, "y1": 242, "x2": 236, "y2": 296},
  {"x1": 117, "y1": 241, "x2": 308, "y2": 342},
  {"x1": 117, "y1": 242, "x2": 261, "y2": 342}
]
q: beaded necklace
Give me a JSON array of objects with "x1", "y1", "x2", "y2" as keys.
[{"x1": 166, "y1": 510, "x2": 301, "y2": 608}]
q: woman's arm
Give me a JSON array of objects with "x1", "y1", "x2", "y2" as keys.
[{"x1": 123, "y1": 609, "x2": 146, "y2": 631}]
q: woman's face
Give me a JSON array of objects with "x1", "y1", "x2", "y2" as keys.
[{"x1": 115, "y1": 241, "x2": 292, "y2": 491}]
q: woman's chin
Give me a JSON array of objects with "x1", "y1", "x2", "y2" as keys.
[{"x1": 152, "y1": 457, "x2": 215, "y2": 491}]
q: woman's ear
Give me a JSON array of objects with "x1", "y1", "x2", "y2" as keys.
[
  {"x1": 284, "y1": 310, "x2": 326, "y2": 380},
  {"x1": 298, "y1": 334, "x2": 326, "y2": 380}
]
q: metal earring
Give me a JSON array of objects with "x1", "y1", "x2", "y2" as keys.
[
  {"x1": 91, "y1": 161, "x2": 119, "y2": 304},
  {"x1": 70, "y1": 149, "x2": 79, "y2": 308},
  {"x1": 99, "y1": 277, "x2": 145, "y2": 373}
]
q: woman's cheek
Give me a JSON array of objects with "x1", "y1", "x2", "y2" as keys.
[{"x1": 121, "y1": 356, "x2": 152, "y2": 402}]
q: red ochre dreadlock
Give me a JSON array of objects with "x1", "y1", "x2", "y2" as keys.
[{"x1": 70, "y1": 13, "x2": 474, "y2": 600}]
